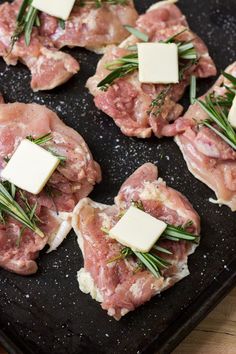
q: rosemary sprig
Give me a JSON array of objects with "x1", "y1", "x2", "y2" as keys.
[
  {"x1": 0, "y1": 182, "x2": 44, "y2": 238},
  {"x1": 107, "y1": 245, "x2": 171, "y2": 277},
  {"x1": 98, "y1": 53, "x2": 138, "y2": 90},
  {"x1": 98, "y1": 28, "x2": 197, "y2": 90},
  {"x1": 124, "y1": 25, "x2": 149, "y2": 42},
  {"x1": 162, "y1": 224, "x2": 198, "y2": 243},
  {"x1": 133, "y1": 250, "x2": 170, "y2": 277},
  {"x1": 196, "y1": 75, "x2": 236, "y2": 151},
  {"x1": 10, "y1": 0, "x2": 39, "y2": 50},
  {"x1": 148, "y1": 85, "x2": 171, "y2": 116}
]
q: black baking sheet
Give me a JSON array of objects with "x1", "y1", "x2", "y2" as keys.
[{"x1": 0, "y1": 0, "x2": 236, "y2": 353}]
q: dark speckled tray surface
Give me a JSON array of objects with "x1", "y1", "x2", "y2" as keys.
[{"x1": 0, "y1": 1, "x2": 236, "y2": 353}]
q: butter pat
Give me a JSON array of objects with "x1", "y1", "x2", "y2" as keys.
[
  {"x1": 1, "y1": 139, "x2": 59, "y2": 195},
  {"x1": 228, "y1": 95, "x2": 236, "y2": 129},
  {"x1": 32, "y1": 0, "x2": 76, "y2": 20},
  {"x1": 138, "y1": 42, "x2": 179, "y2": 84},
  {"x1": 109, "y1": 206, "x2": 167, "y2": 253}
]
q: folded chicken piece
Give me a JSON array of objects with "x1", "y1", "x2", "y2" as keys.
[
  {"x1": 172, "y1": 62, "x2": 236, "y2": 211},
  {"x1": 86, "y1": 1, "x2": 216, "y2": 138},
  {"x1": 72, "y1": 163, "x2": 200, "y2": 319},
  {"x1": 0, "y1": 98, "x2": 101, "y2": 275},
  {"x1": 0, "y1": 0, "x2": 79, "y2": 91},
  {"x1": 39, "y1": 0, "x2": 138, "y2": 53}
]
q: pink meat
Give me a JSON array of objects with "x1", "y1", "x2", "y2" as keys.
[
  {"x1": 175, "y1": 62, "x2": 236, "y2": 211},
  {"x1": 87, "y1": 3, "x2": 216, "y2": 139},
  {"x1": 0, "y1": 100, "x2": 101, "y2": 275},
  {"x1": 39, "y1": 1, "x2": 138, "y2": 50},
  {"x1": 0, "y1": 0, "x2": 79, "y2": 91},
  {"x1": 74, "y1": 163, "x2": 200, "y2": 319}
]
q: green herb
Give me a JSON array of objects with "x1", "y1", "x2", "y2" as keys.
[
  {"x1": 0, "y1": 182, "x2": 44, "y2": 238},
  {"x1": 16, "y1": 192, "x2": 39, "y2": 246},
  {"x1": 222, "y1": 71, "x2": 236, "y2": 86},
  {"x1": 165, "y1": 29, "x2": 197, "y2": 60},
  {"x1": 107, "y1": 246, "x2": 133, "y2": 263},
  {"x1": 162, "y1": 224, "x2": 198, "y2": 243},
  {"x1": 97, "y1": 53, "x2": 138, "y2": 91},
  {"x1": 190, "y1": 75, "x2": 196, "y2": 105},
  {"x1": 26, "y1": 133, "x2": 52, "y2": 145},
  {"x1": 152, "y1": 245, "x2": 172, "y2": 255},
  {"x1": 177, "y1": 41, "x2": 197, "y2": 60},
  {"x1": 107, "y1": 245, "x2": 171, "y2": 277},
  {"x1": 10, "y1": 0, "x2": 39, "y2": 50},
  {"x1": 124, "y1": 25, "x2": 149, "y2": 42},
  {"x1": 148, "y1": 85, "x2": 171, "y2": 116},
  {"x1": 58, "y1": 19, "x2": 66, "y2": 30},
  {"x1": 196, "y1": 91, "x2": 236, "y2": 151},
  {"x1": 133, "y1": 250, "x2": 170, "y2": 277},
  {"x1": 179, "y1": 58, "x2": 197, "y2": 81}
]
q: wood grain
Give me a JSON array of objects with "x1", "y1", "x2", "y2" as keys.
[
  {"x1": 0, "y1": 288, "x2": 235, "y2": 353},
  {"x1": 173, "y1": 287, "x2": 236, "y2": 354}
]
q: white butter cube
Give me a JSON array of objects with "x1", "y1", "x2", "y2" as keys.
[
  {"x1": 32, "y1": 0, "x2": 76, "y2": 20},
  {"x1": 138, "y1": 42, "x2": 179, "y2": 84},
  {"x1": 1, "y1": 139, "x2": 59, "y2": 195},
  {"x1": 109, "y1": 206, "x2": 167, "y2": 253},
  {"x1": 228, "y1": 95, "x2": 236, "y2": 129}
]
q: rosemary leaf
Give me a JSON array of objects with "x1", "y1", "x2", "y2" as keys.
[
  {"x1": 196, "y1": 96, "x2": 236, "y2": 150},
  {"x1": 24, "y1": 6, "x2": 38, "y2": 46},
  {"x1": 124, "y1": 25, "x2": 149, "y2": 42},
  {"x1": 163, "y1": 225, "x2": 198, "y2": 242},
  {"x1": 17, "y1": 0, "x2": 31, "y2": 22},
  {"x1": 165, "y1": 28, "x2": 188, "y2": 43},
  {"x1": 152, "y1": 245, "x2": 173, "y2": 255},
  {"x1": 26, "y1": 133, "x2": 52, "y2": 145},
  {"x1": 222, "y1": 71, "x2": 236, "y2": 86}
]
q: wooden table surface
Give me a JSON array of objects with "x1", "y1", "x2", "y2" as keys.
[{"x1": 0, "y1": 287, "x2": 235, "y2": 354}]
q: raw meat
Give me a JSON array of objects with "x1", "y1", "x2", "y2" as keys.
[
  {"x1": 39, "y1": 1, "x2": 138, "y2": 52},
  {"x1": 72, "y1": 163, "x2": 200, "y2": 319},
  {"x1": 0, "y1": 99, "x2": 101, "y2": 275},
  {"x1": 0, "y1": 0, "x2": 79, "y2": 91},
  {"x1": 174, "y1": 62, "x2": 236, "y2": 211},
  {"x1": 86, "y1": 1, "x2": 216, "y2": 138}
]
